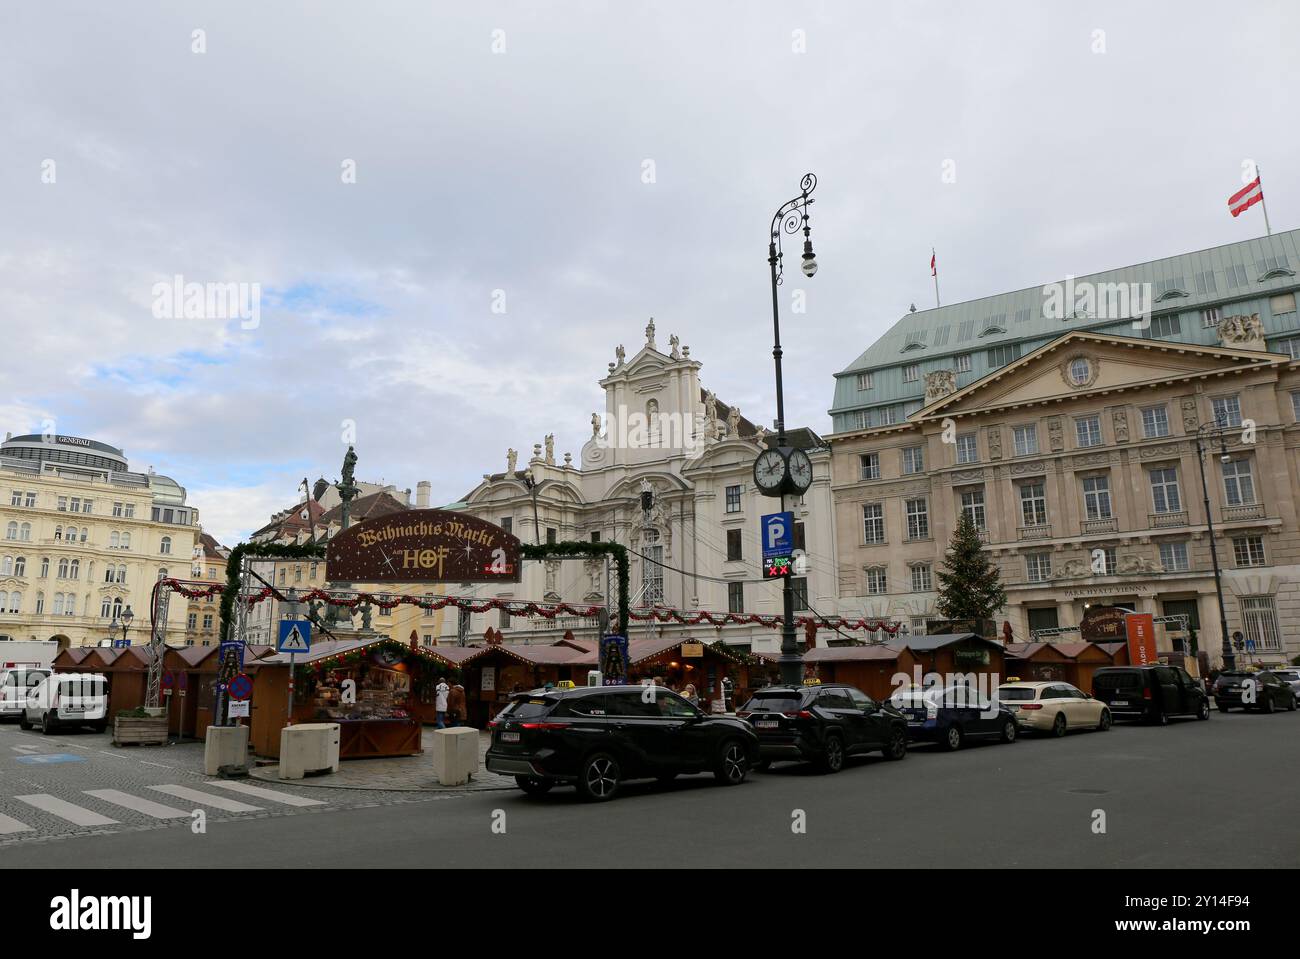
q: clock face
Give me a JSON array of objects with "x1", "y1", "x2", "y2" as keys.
[
  {"x1": 753, "y1": 449, "x2": 788, "y2": 494},
  {"x1": 788, "y1": 449, "x2": 813, "y2": 492}
]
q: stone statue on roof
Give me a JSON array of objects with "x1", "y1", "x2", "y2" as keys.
[
  {"x1": 669, "y1": 334, "x2": 680, "y2": 359},
  {"x1": 645, "y1": 317, "x2": 656, "y2": 350},
  {"x1": 727, "y1": 405, "x2": 741, "y2": 437},
  {"x1": 615, "y1": 344, "x2": 625, "y2": 366},
  {"x1": 507, "y1": 448, "x2": 517, "y2": 473}
]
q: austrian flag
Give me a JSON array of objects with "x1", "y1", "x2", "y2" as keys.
[{"x1": 1228, "y1": 177, "x2": 1264, "y2": 218}]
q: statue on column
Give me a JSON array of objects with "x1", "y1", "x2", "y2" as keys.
[
  {"x1": 336, "y1": 445, "x2": 360, "y2": 531},
  {"x1": 645, "y1": 317, "x2": 656, "y2": 350}
]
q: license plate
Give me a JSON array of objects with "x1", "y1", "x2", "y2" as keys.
[
  {"x1": 755, "y1": 720, "x2": 778, "y2": 729},
  {"x1": 1112, "y1": 700, "x2": 1128, "y2": 706},
  {"x1": 501, "y1": 731, "x2": 520, "y2": 743}
]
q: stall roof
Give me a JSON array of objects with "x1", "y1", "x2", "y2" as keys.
[
  {"x1": 893, "y1": 633, "x2": 1000, "y2": 653},
  {"x1": 258, "y1": 636, "x2": 463, "y2": 668},
  {"x1": 804, "y1": 644, "x2": 903, "y2": 663}
]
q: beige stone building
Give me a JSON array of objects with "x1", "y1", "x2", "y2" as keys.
[
  {"x1": 0, "y1": 433, "x2": 200, "y2": 649},
  {"x1": 828, "y1": 231, "x2": 1300, "y2": 664}
]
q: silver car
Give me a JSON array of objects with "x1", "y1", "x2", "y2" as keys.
[{"x1": 1271, "y1": 668, "x2": 1300, "y2": 699}]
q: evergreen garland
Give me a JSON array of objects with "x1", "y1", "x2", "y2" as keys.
[
  {"x1": 935, "y1": 512, "x2": 1007, "y2": 625},
  {"x1": 219, "y1": 541, "x2": 326, "y2": 644},
  {"x1": 521, "y1": 540, "x2": 630, "y2": 634}
]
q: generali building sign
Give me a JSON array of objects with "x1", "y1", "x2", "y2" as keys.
[{"x1": 326, "y1": 509, "x2": 522, "y2": 584}]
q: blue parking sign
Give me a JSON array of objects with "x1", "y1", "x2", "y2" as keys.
[{"x1": 761, "y1": 512, "x2": 793, "y2": 559}]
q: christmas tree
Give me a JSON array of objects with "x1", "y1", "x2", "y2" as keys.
[{"x1": 935, "y1": 511, "x2": 1007, "y2": 624}]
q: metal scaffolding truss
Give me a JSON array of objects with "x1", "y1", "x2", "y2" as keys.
[{"x1": 1028, "y1": 615, "x2": 1190, "y2": 644}]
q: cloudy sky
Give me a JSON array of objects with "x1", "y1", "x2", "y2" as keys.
[{"x1": 2, "y1": 1, "x2": 1294, "y2": 545}]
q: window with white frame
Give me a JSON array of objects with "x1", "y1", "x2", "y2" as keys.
[
  {"x1": 1221, "y1": 459, "x2": 1256, "y2": 506},
  {"x1": 112, "y1": 501, "x2": 123, "y2": 517},
  {"x1": 905, "y1": 498, "x2": 929, "y2": 540},
  {"x1": 9, "y1": 490, "x2": 20, "y2": 507},
  {"x1": 902, "y1": 445, "x2": 924, "y2": 474},
  {"x1": 725, "y1": 485, "x2": 742, "y2": 513},
  {"x1": 1201, "y1": 307, "x2": 1221, "y2": 328},
  {"x1": 954, "y1": 354, "x2": 971, "y2": 373},
  {"x1": 1082, "y1": 475, "x2": 1112, "y2": 519},
  {"x1": 862, "y1": 504, "x2": 885, "y2": 544},
  {"x1": 1026, "y1": 553, "x2": 1052, "y2": 583},
  {"x1": 1232, "y1": 535, "x2": 1265, "y2": 567},
  {"x1": 859, "y1": 453, "x2": 880, "y2": 480},
  {"x1": 1211, "y1": 394, "x2": 1242, "y2": 428},
  {"x1": 910, "y1": 563, "x2": 932, "y2": 592},
  {"x1": 856, "y1": 372, "x2": 873, "y2": 391},
  {"x1": 1141, "y1": 406, "x2": 1170, "y2": 438},
  {"x1": 1075, "y1": 415, "x2": 1103, "y2": 448},
  {"x1": 1277, "y1": 337, "x2": 1300, "y2": 360},
  {"x1": 960, "y1": 489, "x2": 986, "y2": 530},
  {"x1": 1159, "y1": 541, "x2": 1190, "y2": 571},
  {"x1": 1019, "y1": 482, "x2": 1047, "y2": 527},
  {"x1": 1241, "y1": 595, "x2": 1281, "y2": 650},
  {"x1": 865, "y1": 566, "x2": 888, "y2": 595},
  {"x1": 1012, "y1": 424, "x2": 1038, "y2": 457},
  {"x1": 902, "y1": 364, "x2": 919, "y2": 383},
  {"x1": 1149, "y1": 314, "x2": 1181, "y2": 338},
  {"x1": 160, "y1": 536, "x2": 172, "y2": 555},
  {"x1": 956, "y1": 433, "x2": 978, "y2": 464},
  {"x1": 1097, "y1": 547, "x2": 1117, "y2": 575},
  {"x1": 1149, "y1": 467, "x2": 1182, "y2": 513}
]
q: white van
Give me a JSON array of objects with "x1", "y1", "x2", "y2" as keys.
[
  {"x1": 0, "y1": 667, "x2": 51, "y2": 720},
  {"x1": 21, "y1": 672, "x2": 109, "y2": 734}
]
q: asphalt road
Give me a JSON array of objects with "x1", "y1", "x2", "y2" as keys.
[{"x1": 3, "y1": 708, "x2": 1297, "y2": 868}]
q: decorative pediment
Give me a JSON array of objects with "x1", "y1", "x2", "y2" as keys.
[{"x1": 916, "y1": 332, "x2": 1286, "y2": 421}]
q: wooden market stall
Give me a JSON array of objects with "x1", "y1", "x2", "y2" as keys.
[
  {"x1": 800, "y1": 645, "x2": 921, "y2": 701},
  {"x1": 895, "y1": 634, "x2": 1007, "y2": 690},
  {"x1": 1003, "y1": 642, "x2": 1126, "y2": 690},
  {"x1": 626, "y1": 636, "x2": 761, "y2": 711},
  {"x1": 161, "y1": 646, "x2": 219, "y2": 738},
  {"x1": 454, "y1": 643, "x2": 596, "y2": 728},
  {"x1": 247, "y1": 636, "x2": 463, "y2": 760},
  {"x1": 53, "y1": 646, "x2": 152, "y2": 716}
]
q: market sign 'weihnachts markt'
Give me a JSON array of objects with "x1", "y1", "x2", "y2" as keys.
[{"x1": 326, "y1": 509, "x2": 522, "y2": 584}]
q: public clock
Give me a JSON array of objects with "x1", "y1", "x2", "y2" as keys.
[
  {"x1": 787, "y1": 448, "x2": 813, "y2": 493},
  {"x1": 753, "y1": 448, "x2": 788, "y2": 496}
]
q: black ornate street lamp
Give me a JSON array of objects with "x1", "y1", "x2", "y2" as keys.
[
  {"x1": 1192, "y1": 418, "x2": 1236, "y2": 671},
  {"x1": 762, "y1": 173, "x2": 818, "y2": 686},
  {"x1": 108, "y1": 605, "x2": 134, "y2": 646}
]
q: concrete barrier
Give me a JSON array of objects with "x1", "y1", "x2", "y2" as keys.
[
  {"x1": 279, "y1": 723, "x2": 341, "y2": 780},
  {"x1": 204, "y1": 725, "x2": 249, "y2": 776},
  {"x1": 432, "y1": 727, "x2": 479, "y2": 786}
]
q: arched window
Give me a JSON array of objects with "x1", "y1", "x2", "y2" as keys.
[
  {"x1": 110, "y1": 531, "x2": 119, "y2": 549},
  {"x1": 52, "y1": 593, "x2": 65, "y2": 615},
  {"x1": 0, "y1": 556, "x2": 10, "y2": 575},
  {"x1": 69, "y1": 560, "x2": 80, "y2": 580},
  {"x1": 54, "y1": 526, "x2": 62, "y2": 541},
  {"x1": 57, "y1": 558, "x2": 69, "y2": 578},
  {"x1": 160, "y1": 536, "x2": 172, "y2": 555},
  {"x1": 121, "y1": 532, "x2": 131, "y2": 550},
  {"x1": 105, "y1": 566, "x2": 115, "y2": 583},
  {"x1": 78, "y1": 527, "x2": 87, "y2": 543},
  {"x1": 5, "y1": 522, "x2": 17, "y2": 540},
  {"x1": 14, "y1": 556, "x2": 25, "y2": 577},
  {"x1": 20, "y1": 523, "x2": 31, "y2": 542},
  {"x1": 35, "y1": 592, "x2": 44, "y2": 614},
  {"x1": 39, "y1": 557, "x2": 49, "y2": 578},
  {"x1": 117, "y1": 565, "x2": 127, "y2": 584},
  {"x1": 101, "y1": 597, "x2": 112, "y2": 618},
  {"x1": 112, "y1": 597, "x2": 123, "y2": 620},
  {"x1": 8, "y1": 592, "x2": 21, "y2": 613},
  {"x1": 65, "y1": 594, "x2": 76, "y2": 615}
]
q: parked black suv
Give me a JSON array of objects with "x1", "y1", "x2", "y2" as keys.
[
  {"x1": 737, "y1": 683, "x2": 908, "y2": 773},
  {"x1": 1213, "y1": 670, "x2": 1299, "y2": 713},
  {"x1": 484, "y1": 685, "x2": 760, "y2": 801},
  {"x1": 1092, "y1": 665, "x2": 1210, "y2": 724}
]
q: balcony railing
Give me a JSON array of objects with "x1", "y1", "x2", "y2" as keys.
[
  {"x1": 1080, "y1": 517, "x2": 1118, "y2": 535},
  {"x1": 1149, "y1": 511, "x2": 1189, "y2": 529},
  {"x1": 1017, "y1": 524, "x2": 1052, "y2": 541},
  {"x1": 1222, "y1": 503, "x2": 1265, "y2": 522}
]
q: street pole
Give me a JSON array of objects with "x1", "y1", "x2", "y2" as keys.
[
  {"x1": 1194, "y1": 425, "x2": 1235, "y2": 671},
  {"x1": 767, "y1": 173, "x2": 818, "y2": 687}
]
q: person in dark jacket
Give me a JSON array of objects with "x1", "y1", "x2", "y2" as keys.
[{"x1": 447, "y1": 683, "x2": 468, "y2": 728}]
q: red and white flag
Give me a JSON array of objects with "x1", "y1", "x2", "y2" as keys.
[
  {"x1": 930, "y1": 250, "x2": 937, "y2": 276},
  {"x1": 1229, "y1": 177, "x2": 1264, "y2": 217}
]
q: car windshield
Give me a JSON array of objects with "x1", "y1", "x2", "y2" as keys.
[
  {"x1": 742, "y1": 691, "x2": 802, "y2": 713},
  {"x1": 1093, "y1": 671, "x2": 1139, "y2": 688},
  {"x1": 1274, "y1": 671, "x2": 1299, "y2": 681},
  {"x1": 996, "y1": 687, "x2": 1038, "y2": 701},
  {"x1": 505, "y1": 697, "x2": 557, "y2": 721}
]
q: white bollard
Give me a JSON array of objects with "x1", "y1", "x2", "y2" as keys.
[
  {"x1": 279, "y1": 723, "x2": 340, "y2": 780},
  {"x1": 433, "y1": 727, "x2": 479, "y2": 786},
  {"x1": 204, "y1": 725, "x2": 249, "y2": 776}
]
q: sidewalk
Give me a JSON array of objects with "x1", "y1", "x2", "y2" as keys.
[{"x1": 248, "y1": 728, "x2": 515, "y2": 792}]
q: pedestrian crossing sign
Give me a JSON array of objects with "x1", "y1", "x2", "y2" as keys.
[{"x1": 277, "y1": 620, "x2": 312, "y2": 653}]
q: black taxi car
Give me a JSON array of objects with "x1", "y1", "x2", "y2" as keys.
[
  {"x1": 485, "y1": 684, "x2": 760, "y2": 801},
  {"x1": 736, "y1": 682, "x2": 909, "y2": 773}
]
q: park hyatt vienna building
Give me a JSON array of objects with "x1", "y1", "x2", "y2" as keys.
[{"x1": 826, "y1": 230, "x2": 1300, "y2": 663}]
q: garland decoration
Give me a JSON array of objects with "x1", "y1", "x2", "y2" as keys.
[
  {"x1": 218, "y1": 541, "x2": 326, "y2": 644},
  {"x1": 520, "y1": 540, "x2": 630, "y2": 634}
]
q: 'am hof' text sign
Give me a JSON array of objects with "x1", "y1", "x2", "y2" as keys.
[{"x1": 325, "y1": 509, "x2": 522, "y2": 584}]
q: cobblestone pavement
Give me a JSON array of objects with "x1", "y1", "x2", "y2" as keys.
[
  {"x1": 249, "y1": 728, "x2": 515, "y2": 792},
  {"x1": 0, "y1": 721, "x2": 470, "y2": 851}
]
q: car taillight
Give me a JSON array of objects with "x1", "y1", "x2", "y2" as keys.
[
  {"x1": 1143, "y1": 689, "x2": 1152, "y2": 699},
  {"x1": 519, "y1": 722, "x2": 568, "y2": 730},
  {"x1": 782, "y1": 710, "x2": 814, "y2": 720},
  {"x1": 488, "y1": 719, "x2": 500, "y2": 728},
  {"x1": 1020, "y1": 703, "x2": 1042, "y2": 710}
]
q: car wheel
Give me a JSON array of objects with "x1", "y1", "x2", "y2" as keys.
[
  {"x1": 1051, "y1": 713, "x2": 1067, "y2": 737},
  {"x1": 1288, "y1": 695, "x2": 1297, "y2": 712},
  {"x1": 1153, "y1": 709, "x2": 1169, "y2": 726},
  {"x1": 576, "y1": 753, "x2": 621, "y2": 802},
  {"x1": 514, "y1": 775, "x2": 553, "y2": 797},
  {"x1": 1197, "y1": 700, "x2": 1211, "y2": 721},
  {"x1": 999, "y1": 719, "x2": 1017, "y2": 743},
  {"x1": 1097, "y1": 709, "x2": 1112, "y2": 731},
  {"x1": 882, "y1": 726, "x2": 907, "y2": 760},
  {"x1": 714, "y1": 740, "x2": 749, "y2": 785},
  {"x1": 1263, "y1": 695, "x2": 1275, "y2": 714},
  {"x1": 18, "y1": 714, "x2": 32, "y2": 731},
  {"x1": 93, "y1": 722, "x2": 107, "y2": 733},
  {"x1": 817, "y1": 734, "x2": 845, "y2": 774},
  {"x1": 41, "y1": 713, "x2": 56, "y2": 735},
  {"x1": 942, "y1": 725, "x2": 963, "y2": 751}
]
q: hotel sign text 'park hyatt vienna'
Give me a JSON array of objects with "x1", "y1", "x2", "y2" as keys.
[{"x1": 325, "y1": 510, "x2": 522, "y2": 584}]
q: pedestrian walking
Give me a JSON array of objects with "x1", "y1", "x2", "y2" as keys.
[
  {"x1": 448, "y1": 683, "x2": 467, "y2": 727},
  {"x1": 435, "y1": 677, "x2": 450, "y2": 728}
]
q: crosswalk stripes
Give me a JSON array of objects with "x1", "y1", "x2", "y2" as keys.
[
  {"x1": 83, "y1": 789, "x2": 191, "y2": 820},
  {"x1": 14, "y1": 794, "x2": 119, "y2": 827},
  {"x1": 201, "y1": 780, "x2": 326, "y2": 807},
  {"x1": 0, "y1": 812, "x2": 34, "y2": 835},
  {"x1": 148, "y1": 784, "x2": 263, "y2": 813}
]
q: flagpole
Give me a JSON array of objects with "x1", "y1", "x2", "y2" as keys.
[
  {"x1": 1257, "y1": 164, "x2": 1273, "y2": 236},
  {"x1": 932, "y1": 247, "x2": 941, "y2": 308}
]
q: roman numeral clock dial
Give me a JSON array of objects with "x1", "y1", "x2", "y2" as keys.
[{"x1": 753, "y1": 448, "x2": 789, "y2": 496}]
